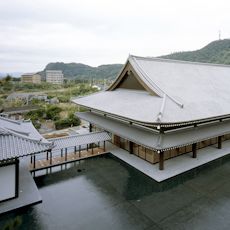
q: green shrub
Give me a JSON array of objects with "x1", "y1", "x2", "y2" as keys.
[
  {"x1": 55, "y1": 113, "x2": 80, "y2": 130},
  {"x1": 46, "y1": 105, "x2": 62, "y2": 120}
]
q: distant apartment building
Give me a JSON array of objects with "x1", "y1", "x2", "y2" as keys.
[
  {"x1": 21, "y1": 73, "x2": 41, "y2": 84},
  {"x1": 46, "y1": 70, "x2": 64, "y2": 84}
]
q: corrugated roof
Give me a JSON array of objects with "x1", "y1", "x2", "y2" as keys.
[
  {"x1": 77, "y1": 112, "x2": 230, "y2": 151},
  {"x1": 0, "y1": 117, "x2": 53, "y2": 160},
  {"x1": 72, "y1": 55, "x2": 230, "y2": 125},
  {"x1": 50, "y1": 131, "x2": 111, "y2": 150}
]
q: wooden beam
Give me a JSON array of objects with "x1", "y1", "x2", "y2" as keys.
[
  {"x1": 159, "y1": 151, "x2": 164, "y2": 170},
  {"x1": 192, "y1": 143, "x2": 197, "y2": 158},
  {"x1": 218, "y1": 136, "x2": 222, "y2": 149}
]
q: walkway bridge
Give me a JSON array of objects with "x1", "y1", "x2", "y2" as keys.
[{"x1": 29, "y1": 131, "x2": 111, "y2": 172}]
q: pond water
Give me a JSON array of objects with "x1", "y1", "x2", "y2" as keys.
[{"x1": 1, "y1": 154, "x2": 230, "y2": 230}]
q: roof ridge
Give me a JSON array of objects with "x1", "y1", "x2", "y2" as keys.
[
  {"x1": 130, "y1": 54, "x2": 230, "y2": 69},
  {"x1": 0, "y1": 115, "x2": 22, "y2": 124},
  {"x1": 130, "y1": 55, "x2": 184, "y2": 108},
  {"x1": 3, "y1": 128, "x2": 52, "y2": 146},
  {"x1": 157, "y1": 94, "x2": 167, "y2": 122},
  {"x1": 8, "y1": 128, "x2": 30, "y2": 136},
  {"x1": 129, "y1": 55, "x2": 164, "y2": 97}
]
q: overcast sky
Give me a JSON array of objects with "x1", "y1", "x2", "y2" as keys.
[{"x1": 0, "y1": 0, "x2": 230, "y2": 72}]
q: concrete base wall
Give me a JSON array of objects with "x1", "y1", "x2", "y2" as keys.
[{"x1": 0, "y1": 162, "x2": 17, "y2": 202}]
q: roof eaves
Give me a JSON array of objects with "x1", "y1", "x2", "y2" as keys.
[{"x1": 106, "y1": 58, "x2": 130, "y2": 91}]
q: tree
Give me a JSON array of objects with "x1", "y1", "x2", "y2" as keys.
[
  {"x1": 46, "y1": 105, "x2": 62, "y2": 120},
  {"x1": 54, "y1": 112, "x2": 80, "y2": 130},
  {"x1": 5, "y1": 74, "x2": 12, "y2": 82}
]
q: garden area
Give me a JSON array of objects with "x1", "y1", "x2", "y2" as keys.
[
  {"x1": 25, "y1": 103, "x2": 81, "y2": 130},
  {"x1": 0, "y1": 76, "x2": 98, "y2": 132}
]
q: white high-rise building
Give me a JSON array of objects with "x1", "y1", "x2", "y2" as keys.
[{"x1": 46, "y1": 70, "x2": 64, "y2": 84}]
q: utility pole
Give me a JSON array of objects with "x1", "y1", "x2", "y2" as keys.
[{"x1": 219, "y1": 30, "x2": 221, "y2": 40}]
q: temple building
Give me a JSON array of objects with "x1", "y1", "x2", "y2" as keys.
[{"x1": 73, "y1": 55, "x2": 230, "y2": 171}]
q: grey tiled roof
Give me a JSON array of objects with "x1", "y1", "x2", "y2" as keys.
[
  {"x1": 0, "y1": 116, "x2": 49, "y2": 142},
  {"x1": 50, "y1": 131, "x2": 111, "y2": 150},
  {"x1": 0, "y1": 128, "x2": 53, "y2": 160},
  {"x1": 0, "y1": 117, "x2": 53, "y2": 161},
  {"x1": 73, "y1": 55, "x2": 230, "y2": 125}
]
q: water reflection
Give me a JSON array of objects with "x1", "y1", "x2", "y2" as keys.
[{"x1": 1, "y1": 154, "x2": 230, "y2": 230}]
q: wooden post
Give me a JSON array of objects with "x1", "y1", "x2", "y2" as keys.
[
  {"x1": 50, "y1": 151, "x2": 52, "y2": 165},
  {"x1": 192, "y1": 143, "x2": 197, "y2": 158},
  {"x1": 33, "y1": 155, "x2": 36, "y2": 169},
  {"x1": 46, "y1": 151, "x2": 49, "y2": 160},
  {"x1": 103, "y1": 141, "x2": 105, "y2": 151},
  {"x1": 30, "y1": 155, "x2": 33, "y2": 164},
  {"x1": 15, "y1": 158, "x2": 19, "y2": 197},
  {"x1": 92, "y1": 144, "x2": 94, "y2": 155},
  {"x1": 65, "y1": 148, "x2": 67, "y2": 161},
  {"x1": 159, "y1": 151, "x2": 164, "y2": 170},
  {"x1": 86, "y1": 144, "x2": 88, "y2": 151},
  {"x1": 129, "y1": 141, "x2": 133, "y2": 154},
  {"x1": 89, "y1": 123, "x2": 92, "y2": 132},
  {"x1": 74, "y1": 146, "x2": 77, "y2": 154},
  {"x1": 218, "y1": 136, "x2": 222, "y2": 149},
  {"x1": 79, "y1": 145, "x2": 81, "y2": 157}
]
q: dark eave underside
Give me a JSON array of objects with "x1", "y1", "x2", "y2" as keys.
[
  {"x1": 77, "y1": 112, "x2": 230, "y2": 152},
  {"x1": 79, "y1": 105, "x2": 230, "y2": 129}
]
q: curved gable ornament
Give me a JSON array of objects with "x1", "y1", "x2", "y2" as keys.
[
  {"x1": 107, "y1": 56, "x2": 161, "y2": 97},
  {"x1": 107, "y1": 55, "x2": 184, "y2": 115}
]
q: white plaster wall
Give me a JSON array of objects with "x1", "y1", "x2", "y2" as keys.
[{"x1": 0, "y1": 164, "x2": 16, "y2": 202}]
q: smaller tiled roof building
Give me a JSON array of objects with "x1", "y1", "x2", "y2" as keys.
[{"x1": 0, "y1": 116, "x2": 52, "y2": 202}]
